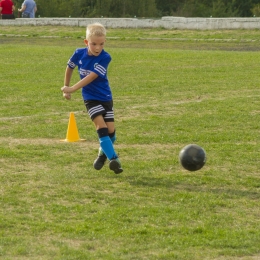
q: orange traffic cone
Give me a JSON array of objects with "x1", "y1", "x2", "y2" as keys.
[{"x1": 61, "y1": 112, "x2": 86, "y2": 142}]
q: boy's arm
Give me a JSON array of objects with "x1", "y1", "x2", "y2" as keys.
[
  {"x1": 61, "y1": 72, "x2": 98, "y2": 93},
  {"x1": 64, "y1": 66, "x2": 73, "y2": 87},
  {"x1": 62, "y1": 66, "x2": 74, "y2": 100}
]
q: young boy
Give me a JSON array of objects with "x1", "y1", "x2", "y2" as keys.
[{"x1": 61, "y1": 23, "x2": 123, "y2": 174}]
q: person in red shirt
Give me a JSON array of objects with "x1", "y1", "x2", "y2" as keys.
[{"x1": 0, "y1": 0, "x2": 15, "y2": 19}]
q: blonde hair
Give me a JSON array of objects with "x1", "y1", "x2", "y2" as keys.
[{"x1": 86, "y1": 23, "x2": 106, "y2": 40}]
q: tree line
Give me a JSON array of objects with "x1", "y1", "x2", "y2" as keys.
[{"x1": 13, "y1": 0, "x2": 260, "y2": 18}]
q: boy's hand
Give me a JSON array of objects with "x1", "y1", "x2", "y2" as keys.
[
  {"x1": 63, "y1": 92, "x2": 71, "y2": 100},
  {"x1": 61, "y1": 86, "x2": 74, "y2": 93}
]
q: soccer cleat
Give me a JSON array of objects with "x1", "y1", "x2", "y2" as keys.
[
  {"x1": 93, "y1": 151, "x2": 107, "y2": 170},
  {"x1": 109, "y1": 158, "x2": 123, "y2": 174}
]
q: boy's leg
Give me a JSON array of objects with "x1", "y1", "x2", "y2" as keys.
[
  {"x1": 93, "y1": 147, "x2": 107, "y2": 170},
  {"x1": 98, "y1": 128, "x2": 117, "y2": 159},
  {"x1": 93, "y1": 130, "x2": 116, "y2": 170},
  {"x1": 97, "y1": 128, "x2": 123, "y2": 174},
  {"x1": 109, "y1": 131, "x2": 116, "y2": 144},
  {"x1": 92, "y1": 116, "x2": 122, "y2": 174},
  {"x1": 106, "y1": 131, "x2": 123, "y2": 173}
]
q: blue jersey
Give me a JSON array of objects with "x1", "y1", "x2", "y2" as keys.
[{"x1": 67, "y1": 48, "x2": 112, "y2": 102}]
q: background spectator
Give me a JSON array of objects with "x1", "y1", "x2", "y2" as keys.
[
  {"x1": 18, "y1": 0, "x2": 36, "y2": 18},
  {"x1": 0, "y1": 0, "x2": 15, "y2": 19}
]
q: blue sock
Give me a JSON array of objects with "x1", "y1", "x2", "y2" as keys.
[
  {"x1": 109, "y1": 131, "x2": 116, "y2": 144},
  {"x1": 97, "y1": 128, "x2": 117, "y2": 160}
]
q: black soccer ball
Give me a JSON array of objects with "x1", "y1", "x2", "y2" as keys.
[{"x1": 179, "y1": 144, "x2": 206, "y2": 171}]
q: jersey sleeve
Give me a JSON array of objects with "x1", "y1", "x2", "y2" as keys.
[
  {"x1": 93, "y1": 55, "x2": 111, "y2": 79},
  {"x1": 67, "y1": 49, "x2": 80, "y2": 69}
]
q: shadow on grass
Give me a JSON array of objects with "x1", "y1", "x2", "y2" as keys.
[{"x1": 125, "y1": 175, "x2": 260, "y2": 200}]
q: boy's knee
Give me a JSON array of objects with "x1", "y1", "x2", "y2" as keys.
[{"x1": 97, "y1": 128, "x2": 108, "y2": 138}]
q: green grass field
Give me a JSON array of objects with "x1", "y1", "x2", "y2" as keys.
[{"x1": 0, "y1": 26, "x2": 260, "y2": 260}]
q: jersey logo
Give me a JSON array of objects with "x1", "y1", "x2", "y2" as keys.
[{"x1": 80, "y1": 69, "x2": 91, "y2": 77}]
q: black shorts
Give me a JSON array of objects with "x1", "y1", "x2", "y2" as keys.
[
  {"x1": 84, "y1": 100, "x2": 114, "y2": 122},
  {"x1": 1, "y1": 14, "x2": 15, "y2": 19}
]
